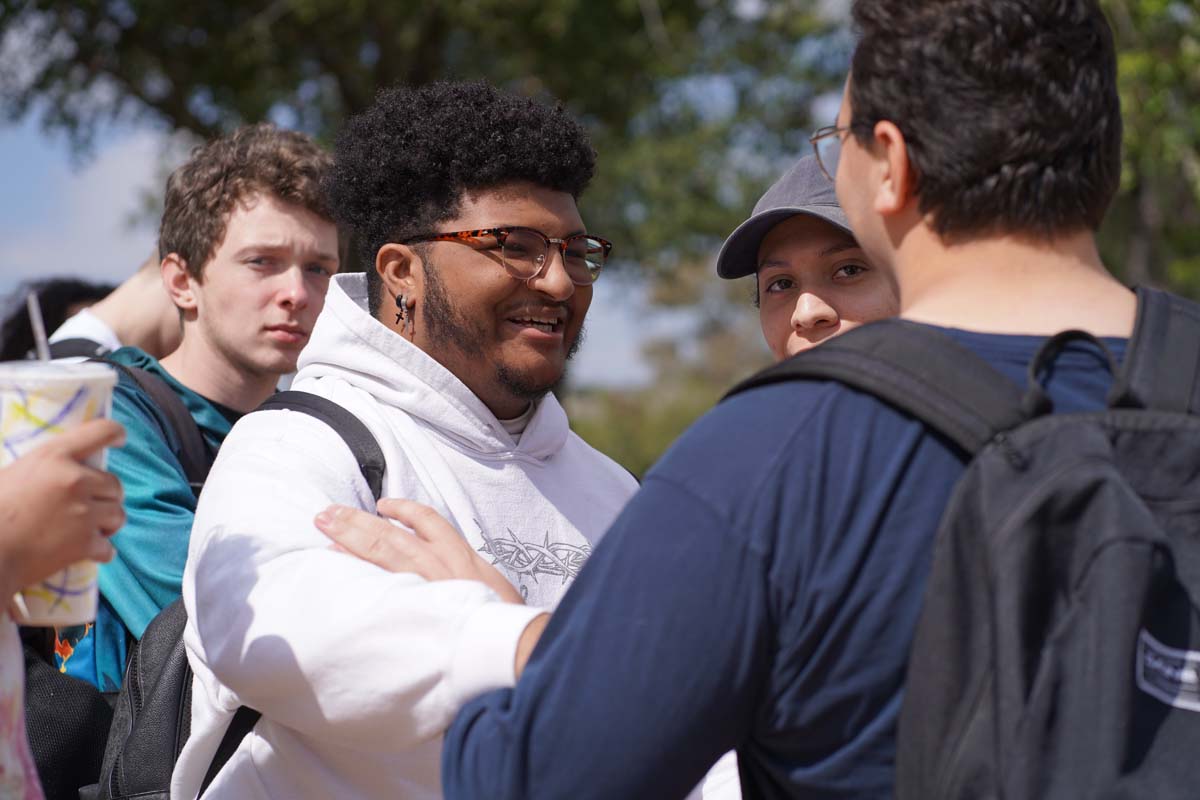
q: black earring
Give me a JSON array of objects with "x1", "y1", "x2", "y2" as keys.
[{"x1": 395, "y1": 294, "x2": 407, "y2": 325}]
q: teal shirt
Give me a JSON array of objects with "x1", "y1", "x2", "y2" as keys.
[{"x1": 61, "y1": 347, "x2": 240, "y2": 690}]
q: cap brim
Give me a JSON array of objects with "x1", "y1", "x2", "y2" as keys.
[{"x1": 715, "y1": 204, "x2": 853, "y2": 279}]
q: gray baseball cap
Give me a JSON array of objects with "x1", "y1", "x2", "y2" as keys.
[{"x1": 715, "y1": 154, "x2": 852, "y2": 279}]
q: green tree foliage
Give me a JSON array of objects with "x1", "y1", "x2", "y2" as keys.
[
  {"x1": 0, "y1": 0, "x2": 838, "y2": 274},
  {"x1": 566, "y1": 378, "x2": 725, "y2": 480},
  {"x1": 1100, "y1": 0, "x2": 1200, "y2": 294},
  {"x1": 565, "y1": 298, "x2": 768, "y2": 478}
]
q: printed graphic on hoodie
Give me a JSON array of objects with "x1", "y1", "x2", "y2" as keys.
[{"x1": 476, "y1": 520, "x2": 592, "y2": 600}]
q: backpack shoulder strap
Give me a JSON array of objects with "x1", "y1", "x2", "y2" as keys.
[
  {"x1": 1113, "y1": 286, "x2": 1200, "y2": 413},
  {"x1": 198, "y1": 706, "x2": 261, "y2": 797},
  {"x1": 256, "y1": 390, "x2": 386, "y2": 501},
  {"x1": 48, "y1": 337, "x2": 110, "y2": 359},
  {"x1": 103, "y1": 360, "x2": 212, "y2": 497},
  {"x1": 724, "y1": 319, "x2": 1029, "y2": 457}
]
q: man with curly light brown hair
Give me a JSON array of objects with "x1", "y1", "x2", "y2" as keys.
[{"x1": 61, "y1": 123, "x2": 340, "y2": 693}]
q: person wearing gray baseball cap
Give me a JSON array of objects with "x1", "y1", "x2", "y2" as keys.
[{"x1": 716, "y1": 154, "x2": 898, "y2": 361}]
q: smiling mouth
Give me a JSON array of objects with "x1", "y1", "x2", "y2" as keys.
[{"x1": 508, "y1": 315, "x2": 563, "y2": 334}]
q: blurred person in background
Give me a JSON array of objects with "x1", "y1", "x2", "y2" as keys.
[
  {"x1": 0, "y1": 279, "x2": 115, "y2": 362},
  {"x1": 49, "y1": 252, "x2": 183, "y2": 360}
]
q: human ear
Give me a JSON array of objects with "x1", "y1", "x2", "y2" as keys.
[
  {"x1": 160, "y1": 254, "x2": 196, "y2": 313},
  {"x1": 376, "y1": 243, "x2": 422, "y2": 301},
  {"x1": 871, "y1": 120, "x2": 915, "y2": 218}
]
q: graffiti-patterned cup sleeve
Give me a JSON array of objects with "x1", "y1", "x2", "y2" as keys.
[{"x1": 0, "y1": 361, "x2": 117, "y2": 627}]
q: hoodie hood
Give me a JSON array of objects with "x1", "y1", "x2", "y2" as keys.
[{"x1": 296, "y1": 273, "x2": 569, "y2": 460}]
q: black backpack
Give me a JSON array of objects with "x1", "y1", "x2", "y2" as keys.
[
  {"x1": 726, "y1": 287, "x2": 1200, "y2": 799},
  {"x1": 21, "y1": 639, "x2": 114, "y2": 800}
]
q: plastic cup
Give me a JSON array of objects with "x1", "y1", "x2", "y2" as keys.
[{"x1": 0, "y1": 361, "x2": 118, "y2": 626}]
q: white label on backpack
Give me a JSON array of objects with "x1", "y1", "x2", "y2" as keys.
[{"x1": 1137, "y1": 630, "x2": 1200, "y2": 712}]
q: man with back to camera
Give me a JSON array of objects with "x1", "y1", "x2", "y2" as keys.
[
  {"x1": 60, "y1": 124, "x2": 339, "y2": 691},
  {"x1": 172, "y1": 81, "x2": 641, "y2": 798},
  {"x1": 316, "y1": 2, "x2": 1184, "y2": 797}
]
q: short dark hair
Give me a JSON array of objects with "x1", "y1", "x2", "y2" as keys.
[
  {"x1": 849, "y1": 0, "x2": 1122, "y2": 239},
  {"x1": 0, "y1": 278, "x2": 115, "y2": 361},
  {"x1": 159, "y1": 123, "x2": 335, "y2": 279},
  {"x1": 325, "y1": 81, "x2": 597, "y2": 314}
]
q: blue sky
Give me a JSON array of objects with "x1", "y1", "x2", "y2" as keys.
[
  {"x1": 0, "y1": 117, "x2": 165, "y2": 291},
  {"x1": 0, "y1": 117, "x2": 666, "y2": 387}
]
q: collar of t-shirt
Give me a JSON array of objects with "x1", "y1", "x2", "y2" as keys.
[{"x1": 498, "y1": 403, "x2": 535, "y2": 443}]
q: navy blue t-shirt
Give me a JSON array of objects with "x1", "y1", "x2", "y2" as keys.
[{"x1": 442, "y1": 327, "x2": 1125, "y2": 799}]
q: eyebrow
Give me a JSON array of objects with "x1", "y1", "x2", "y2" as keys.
[
  {"x1": 758, "y1": 241, "x2": 863, "y2": 271},
  {"x1": 818, "y1": 241, "x2": 863, "y2": 257},
  {"x1": 496, "y1": 225, "x2": 589, "y2": 239},
  {"x1": 236, "y1": 244, "x2": 339, "y2": 263}
]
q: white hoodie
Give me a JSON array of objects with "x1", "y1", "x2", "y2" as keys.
[{"x1": 172, "y1": 274, "x2": 638, "y2": 799}]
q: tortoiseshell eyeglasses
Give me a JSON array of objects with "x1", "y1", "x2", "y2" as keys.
[{"x1": 403, "y1": 226, "x2": 612, "y2": 286}]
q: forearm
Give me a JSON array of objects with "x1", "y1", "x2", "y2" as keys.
[
  {"x1": 188, "y1": 540, "x2": 544, "y2": 750},
  {"x1": 443, "y1": 477, "x2": 767, "y2": 799}
]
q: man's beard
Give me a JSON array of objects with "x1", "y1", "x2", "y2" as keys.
[{"x1": 421, "y1": 258, "x2": 584, "y2": 404}]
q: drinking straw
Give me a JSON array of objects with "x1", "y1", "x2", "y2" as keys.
[
  {"x1": 26, "y1": 291, "x2": 51, "y2": 361},
  {"x1": 11, "y1": 594, "x2": 32, "y2": 621}
]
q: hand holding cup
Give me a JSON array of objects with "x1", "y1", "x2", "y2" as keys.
[
  {"x1": 0, "y1": 360, "x2": 120, "y2": 624},
  {"x1": 0, "y1": 419, "x2": 125, "y2": 603}
]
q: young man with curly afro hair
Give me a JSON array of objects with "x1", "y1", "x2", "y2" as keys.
[{"x1": 173, "y1": 81, "x2": 639, "y2": 799}]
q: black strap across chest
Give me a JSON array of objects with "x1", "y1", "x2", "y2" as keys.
[
  {"x1": 256, "y1": 390, "x2": 386, "y2": 499},
  {"x1": 724, "y1": 287, "x2": 1200, "y2": 458},
  {"x1": 101, "y1": 361, "x2": 214, "y2": 497},
  {"x1": 47, "y1": 337, "x2": 110, "y2": 360}
]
